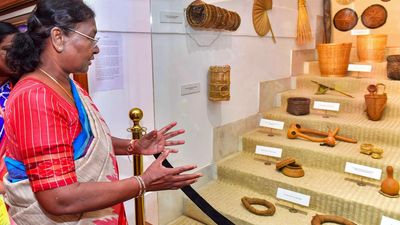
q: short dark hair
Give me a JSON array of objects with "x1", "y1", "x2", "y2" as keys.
[
  {"x1": 7, "y1": 0, "x2": 95, "y2": 75},
  {"x1": 0, "y1": 22, "x2": 19, "y2": 43}
]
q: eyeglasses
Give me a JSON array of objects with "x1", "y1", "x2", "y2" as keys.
[{"x1": 66, "y1": 28, "x2": 100, "y2": 47}]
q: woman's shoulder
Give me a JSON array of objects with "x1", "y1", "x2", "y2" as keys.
[{"x1": 9, "y1": 78, "x2": 57, "y2": 103}]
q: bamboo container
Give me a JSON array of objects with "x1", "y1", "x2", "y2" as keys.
[
  {"x1": 209, "y1": 65, "x2": 231, "y2": 101},
  {"x1": 357, "y1": 34, "x2": 387, "y2": 63},
  {"x1": 317, "y1": 43, "x2": 352, "y2": 76}
]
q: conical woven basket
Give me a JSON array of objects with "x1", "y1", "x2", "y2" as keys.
[
  {"x1": 357, "y1": 34, "x2": 387, "y2": 63},
  {"x1": 317, "y1": 43, "x2": 352, "y2": 76}
]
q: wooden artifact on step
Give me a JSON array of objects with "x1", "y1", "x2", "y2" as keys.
[
  {"x1": 276, "y1": 158, "x2": 305, "y2": 178},
  {"x1": 360, "y1": 143, "x2": 384, "y2": 159},
  {"x1": 312, "y1": 80, "x2": 354, "y2": 98},
  {"x1": 357, "y1": 34, "x2": 387, "y2": 63},
  {"x1": 311, "y1": 214, "x2": 357, "y2": 225},
  {"x1": 380, "y1": 166, "x2": 399, "y2": 198},
  {"x1": 364, "y1": 83, "x2": 387, "y2": 121},
  {"x1": 286, "y1": 97, "x2": 310, "y2": 116},
  {"x1": 287, "y1": 123, "x2": 357, "y2": 147},
  {"x1": 241, "y1": 197, "x2": 276, "y2": 216},
  {"x1": 317, "y1": 43, "x2": 352, "y2": 77},
  {"x1": 386, "y1": 55, "x2": 400, "y2": 80}
]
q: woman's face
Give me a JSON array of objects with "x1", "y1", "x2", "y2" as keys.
[
  {"x1": 0, "y1": 34, "x2": 15, "y2": 76},
  {"x1": 63, "y1": 18, "x2": 100, "y2": 73}
]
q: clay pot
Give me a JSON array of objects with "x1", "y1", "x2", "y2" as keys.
[{"x1": 380, "y1": 166, "x2": 399, "y2": 196}]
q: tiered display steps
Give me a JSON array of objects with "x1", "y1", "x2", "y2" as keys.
[
  {"x1": 167, "y1": 216, "x2": 205, "y2": 225},
  {"x1": 176, "y1": 60, "x2": 400, "y2": 224}
]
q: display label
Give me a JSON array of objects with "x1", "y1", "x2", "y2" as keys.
[
  {"x1": 348, "y1": 64, "x2": 373, "y2": 72},
  {"x1": 351, "y1": 29, "x2": 371, "y2": 36},
  {"x1": 381, "y1": 216, "x2": 400, "y2": 225},
  {"x1": 0, "y1": 195, "x2": 10, "y2": 225},
  {"x1": 276, "y1": 188, "x2": 310, "y2": 207},
  {"x1": 259, "y1": 119, "x2": 284, "y2": 130},
  {"x1": 255, "y1": 145, "x2": 282, "y2": 158},
  {"x1": 160, "y1": 11, "x2": 184, "y2": 24},
  {"x1": 345, "y1": 162, "x2": 382, "y2": 180},
  {"x1": 313, "y1": 101, "x2": 340, "y2": 112}
]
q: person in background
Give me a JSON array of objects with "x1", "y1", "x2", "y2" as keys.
[
  {"x1": 0, "y1": 22, "x2": 19, "y2": 194},
  {"x1": 4, "y1": 0, "x2": 202, "y2": 224}
]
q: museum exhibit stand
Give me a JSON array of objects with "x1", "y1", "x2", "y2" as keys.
[{"x1": 167, "y1": 47, "x2": 400, "y2": 225}]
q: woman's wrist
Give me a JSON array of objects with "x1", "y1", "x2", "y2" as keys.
[{"x1": 126, "y1": 139, "x2": 137, "y2": 155}]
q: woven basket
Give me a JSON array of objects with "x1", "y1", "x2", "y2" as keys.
[
  {"x1": 387, "y1": 55, "x2": 400, "y2": 80},
  {"x1": 209, "y1": 65, "x2": 230, "y2": 101},
  {"x1": 287, "y1": 97, "x2": 310, "y2": 116},
  {"x1": 317, "y1": 43, "x2": 352, "y2": 76},
  {"x1": 365, "y1": 83, "x2": 387, "y2": 121},
  {"x1": 357, "y1": 34, "x2": 387, "y2": 63}
]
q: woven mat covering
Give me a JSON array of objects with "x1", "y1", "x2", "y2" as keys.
[
  {"x1": 216, "y1": 152, "x2": 399, "y2": 225},
  {"x1": 167, "y1": 216, "x2": 205, "y2": 225},
  {"x1": 184, "y1": 180, "x2": 360, "y2": 225}
]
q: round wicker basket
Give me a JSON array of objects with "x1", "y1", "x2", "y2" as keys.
[
  {"x1": 317, "y1": 43, "x2": 352, "y2": 76},
  {"x1": 209, "y1": 65, "x2": 231, "y2": 101},
  {"x1": 387, "y1": 55, "x2": 400, "y2": 80},
  {"x1": 357, "y1": 34, "x2": 387, "y2": 63}
]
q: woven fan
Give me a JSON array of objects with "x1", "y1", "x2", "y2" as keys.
[
  {"x1": 336, "y1": 0, "x2": 354, "y2": 5},
  {"x1": 252, "y1": 0, "x2": 276, "y2": 43}
]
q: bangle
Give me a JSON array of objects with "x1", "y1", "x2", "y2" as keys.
[
  {"x1": 126, "y1": 139, "x2": 136, "y2": 154},
  {"x1": 133, "y1": 176, "x2": 144, "y2": 198},
  {"x1": 137, "y1": 175, "x2": 146, "y2": 193}
]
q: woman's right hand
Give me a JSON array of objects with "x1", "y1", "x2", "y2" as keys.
[{"x1": 140, "y1": 150, "x2": 202, "y2": 191}]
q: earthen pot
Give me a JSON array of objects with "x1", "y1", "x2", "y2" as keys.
[{"x1": 380, "y1": 166, "x2": 399, "y2": 196}]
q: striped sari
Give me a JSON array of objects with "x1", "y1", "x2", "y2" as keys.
[{"x1": 3, "y1": 79, "x2": 127, "y2": 225}]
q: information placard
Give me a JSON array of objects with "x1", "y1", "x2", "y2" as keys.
[
  {"x1": 255, "y1": 145, "x2": 282, "y2": 158},
  {"x1": 313, "y1": 101, "x2": 340, "y2": 112},
  {"x1": 276, "y1": 188, "x2": 310, "y2": 207},
  {"x1": 348, "y1": 64, "x2": 373, "y2": 73},
  {"x1": 381, "y1": 216, "x2": 400, "y2": 225},
  {"x1": 351, "y1": 29, "x2": 371, "y2": 36},
  {"x1": 259, "y1": 119, "x2": 285, "y2": 130},
  {"x1": 345, "y1": 162, "x2": 382, "y2": 180}
]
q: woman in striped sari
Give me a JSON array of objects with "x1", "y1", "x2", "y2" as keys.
[{"x1": 3, "y1": 1, "x2": 202, "y2": 224}]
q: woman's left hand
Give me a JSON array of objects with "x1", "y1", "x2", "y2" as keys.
[{"x1": 130, "y1": 121, "x2": 185, "y2": 155}]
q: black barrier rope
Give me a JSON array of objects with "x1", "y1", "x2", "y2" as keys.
[{"x1": 154, "y1": 153, "x2": 235, "y2": 225}]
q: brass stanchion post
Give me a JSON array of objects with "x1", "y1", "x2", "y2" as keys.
[{"x1": 128, "y1": 108, "x2": 146, "y2": 225}]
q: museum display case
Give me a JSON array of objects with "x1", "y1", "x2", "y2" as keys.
[{"x1": 152, "y1": 0, "x2": 400, "y2": 224}]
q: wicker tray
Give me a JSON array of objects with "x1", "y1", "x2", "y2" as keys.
[
  {"x1": 361, "y1": 4, "x2": 387, "y2": 29},
  {"x1": 333, "y1": 8, "x2": 358, "y2": 32}
]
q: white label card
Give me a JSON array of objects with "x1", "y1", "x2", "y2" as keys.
[
  {"x1": 160, "y1": 11, "x2": 184, "y2": 24},
  {"x1": 348, "y1": 64, "x2": 373, "y2": 72},
  {"x1": 313, "y1": 101, "x2": 340, "y2": 112},
  {"x1": 255, "y1": 145, "x2": 282, "y2": 158},
  {"x1": 276, "y1": 188, "x2": 310, "y2": 207},
  {"x1": 381, "y1": 216, "x2": 400, "y2": 225},
  {"x1": 345, "y1": 162, "x2": 382, "y2": 180},
  {"x1": 351, "y1": 29, "x2": 371, "y2": 36},
  {"x1": 259, "y1": 119, "x2": 284, "y2": 130}
]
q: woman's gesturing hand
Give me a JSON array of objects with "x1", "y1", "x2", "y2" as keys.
[
  {"x1": 131, "y1": 122, "x2": 185, "y2": 155},
  {"x1": 140, "y1": 150, "x2": 202, "y2": 191}
]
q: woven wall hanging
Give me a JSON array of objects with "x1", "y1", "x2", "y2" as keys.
[
  {"x1": 361, "y1": 4, "x2": 387, "y2": 29},
  {"x1": 333, "y1": 8, "x2": 358, "y2": 32},
  {"x1": 252, "y1": 0, "x2": 276, "y2": 42}
]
